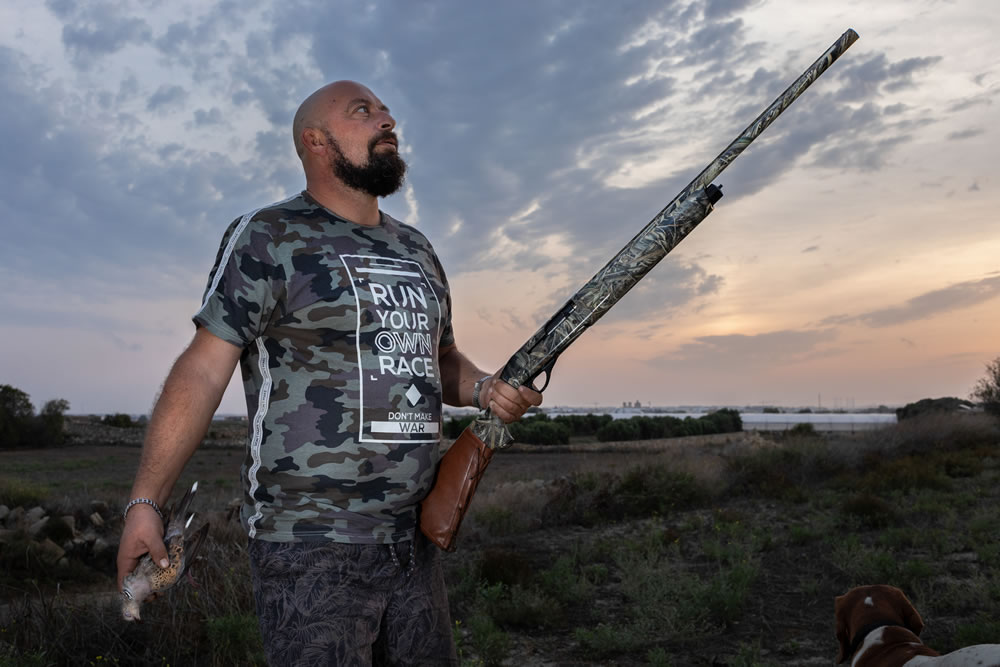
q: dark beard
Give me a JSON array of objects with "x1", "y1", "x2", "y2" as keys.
[{"x1": 325, "y1": 129, "x2": 407, "y2": 198}]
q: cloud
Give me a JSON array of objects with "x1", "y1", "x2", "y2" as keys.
[
  {"x1": 46, "y1": 0, "x2": 153, "y2": 66},
  {"x1": 947, "y1": 127, "x2": 985, "y2": 140},
  {"x1": 147, "y1": 84, "x2": 188, "y2": 112},
  {"x1": 837, "y1": 53, "x2": 943, "y2": 101},
  {"x1": 529, "y1": 256, "x2": 724, "y2": 329},
  {"x1": 825, "y1": 274, "x2": 1000, "y2": 328},
  {"x1": 652, "y1": 327, "x2": 838, "y2": 371},
  {"x1": 192, "y1": 107, "x2": 226, "y2": 127},
  {"x1": 704, "y1": 0, "x2": 760, "y2": 20},
  {"x1": 0, "y1": 43, "x2": 294, "y2": 302}
]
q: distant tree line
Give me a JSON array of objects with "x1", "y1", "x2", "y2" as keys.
[
  {"x1": 0, "y1": 384, "x2": 69, "y2": 449},
  {"x1": 895, "y1": 397, "x2": 974, "y2": 421},
  {"x1": 888, "y1": 356, "x2": 1000, "y2": 421},
  {"x1": 594, "y1": 409, "x2": 742, "y2": 442},
  {"x1": 443, "y1": 409, "x2": 742, "y2": 445}
]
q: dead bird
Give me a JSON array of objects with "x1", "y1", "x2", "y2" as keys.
[{"x1": 121, "y1": 481, "x2": 209, "y2": 621}]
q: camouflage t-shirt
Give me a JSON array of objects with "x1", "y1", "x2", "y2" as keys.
[{"x1": 193, "y1": 191, "x2": 454, "y2": 544}]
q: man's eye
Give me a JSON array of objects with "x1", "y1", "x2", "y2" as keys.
[{"x1": 356, "y1": 105, "x2": 369, "y2": 114}]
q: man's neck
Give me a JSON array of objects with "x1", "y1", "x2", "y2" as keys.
[{"x1": 304, "y1": 180, "x2": 381, "y2": 227}]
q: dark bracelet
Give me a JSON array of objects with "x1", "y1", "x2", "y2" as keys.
[{"x1": 123, "y1": 497, "x2": 163, "y2": 521}]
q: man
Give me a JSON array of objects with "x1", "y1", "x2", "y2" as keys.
[{"x1": 117, "y1": 80, "x2": 542, "y2": 665}]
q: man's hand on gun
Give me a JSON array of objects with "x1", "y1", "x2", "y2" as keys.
[{"x1": 481, "y1": 374, "x2": 542, "y2": 423}]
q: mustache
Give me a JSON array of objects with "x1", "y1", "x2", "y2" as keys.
[{"x1": 369, "y1": 130, "x2": 398, "y2": 151}]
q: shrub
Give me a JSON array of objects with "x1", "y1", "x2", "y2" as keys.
[
  {"x1": 552, "y1": 413, "x2": 613, "y2": 436},
  {"x1": 971, "y1": 356, "x2": 1000, "y2": 417},
  {"x1": 443, "y1": 415, "x2": 475, "y2": 439},
  {"x1": 0, "y1": 385, "x2": 69, "y2": 448},
  {"x1": 205, "y1": 613, "x2": 266, "y2": 665},
  {"x1": 790, "y1": 422, "x2": 816, "y2": 436},
  {"x1": 595, "y1": 410, "x2": 741, "y2": 442},
  {"x1": 0, "y1": 477, "x2": 50, "y2": 506},
  {"x1": 895, "y1": 397, "x2": 974, "y2": 421},
  {"x1": 610, "y1": 467, "x2": 707, "y2": 518},
  {"x1": 102, "y1": 413, "x2": 137, "y2": 428},
  {"x1": 869, "y1": 412, "x2": 997, "y2": 456},
  {"x1": 840, "y1": 493, "x2": 898, "y2": 529},
  {"x1": 509, "y1": 417, "x2": 570, "y2": 445}
]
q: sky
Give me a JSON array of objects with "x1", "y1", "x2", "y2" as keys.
[{"x1": 1, "y1": 0, "x2": 997, "y2": 415}]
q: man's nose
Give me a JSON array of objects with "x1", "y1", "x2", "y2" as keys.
[{"x1": 376, "y1": 110, "x2": 395, "y2": 130}]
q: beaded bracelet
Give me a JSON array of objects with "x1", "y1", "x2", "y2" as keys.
[{"x1": 123, "y1": 497, "x2": 163, "y2": 521}]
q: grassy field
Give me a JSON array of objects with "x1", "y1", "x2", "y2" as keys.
[{"x1": 1, "y1": 413, "x2": 998, "y2": 665}]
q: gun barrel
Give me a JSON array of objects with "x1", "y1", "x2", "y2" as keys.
[
  {"x1": 689, "y1": 28, "x2": 859, "y2": 195},
  {"x1": 497, "y1": 28, "x2": 859, "y2": 393}
]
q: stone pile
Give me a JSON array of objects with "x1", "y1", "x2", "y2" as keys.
[{"x1": 0, "y1": 499, "x2": 118, "y2": 570}]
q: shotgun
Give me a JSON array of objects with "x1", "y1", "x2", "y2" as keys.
[{"x1": 421, "y1": 28, "x2": 860, "y2": 550}]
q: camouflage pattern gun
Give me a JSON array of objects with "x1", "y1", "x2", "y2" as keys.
[{"x1": 421, "y1": 28, "x2": 860, "y2": 550}]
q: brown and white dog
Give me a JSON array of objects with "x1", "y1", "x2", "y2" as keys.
[{"x1": 835, "y1": 584, "x2": 1000, "y2": 666}]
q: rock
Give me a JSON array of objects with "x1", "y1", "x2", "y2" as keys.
[
  {"x1": 5, "y1": 505, "x2": 24, "y2": 528},
  {"x1": 89, "y1": 512, "x2": 105, "y2": 528},
  {"x1": 59, "y1": 515, "x2": 76, "y2": 533},
  {"x1": 92, "y1": 536, "x2": 111, "y2": 557},
  {"x1": 90, "y1": 500, "x2": 109, "y2": 516},
  {"x1": 0, "y1": 505, "x2": 9, "y2": 521},
  {"x1": 28, "y1": 516, "x2": 50, "y2": 538},
  {"x1": 0, "y1": 529, "x2": 17, "y2": 545},
  {"x1": 25, "y1": 506, "x2": 46, "y2": 525},
  {"x1": 57, "y1": 557, "x2": 70, "y2": 569},
  {"x1": 37, "y1": 538, "x2": 66, "y2": 566}
]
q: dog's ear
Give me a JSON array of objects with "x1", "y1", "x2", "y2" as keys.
[
  {"x1": 890, "y1": 586, "x2": 925, "y2": 636},
  {"x1": 834, "y1": 593, "x2": 852, "y2": 664}
]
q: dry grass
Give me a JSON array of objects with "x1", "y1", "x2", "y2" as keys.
[{"x1": 1, "y1": 413, "x2": 998, "y2": 665}]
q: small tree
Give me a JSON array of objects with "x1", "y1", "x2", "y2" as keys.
[
  {"x1": 40, "y1": 399, "x2": 71, "y2": 445},
  {"x1": 0, "y1": 385, "x2": 70, "y2": 448},
  {"x1": 0, "y1": 384, "x2": 35, "y2": 448},
  {"x1": 971, "y1": 356, "x2": 1000, "y2": 417}
]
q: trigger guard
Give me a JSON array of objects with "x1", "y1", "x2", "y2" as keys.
[{"x1": 531, "y1": 358, "x2": 557, "y2": 393}]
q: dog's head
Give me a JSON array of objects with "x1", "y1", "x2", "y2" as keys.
[{"x1": 834, "y1": 584, "x2": 925, "y2": 663}]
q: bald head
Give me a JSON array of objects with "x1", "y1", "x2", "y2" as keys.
[{"x1": 292, "y1": 80, "x2": 382, "y2": 159}]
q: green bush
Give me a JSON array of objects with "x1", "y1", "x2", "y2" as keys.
[
  {"x1": 205, "y1": 613, "x2": 266, "y2": 665},
  {"x1": 102, "y1": 413, "x2": 137, "y2": 428},
  {"x1": 0, "y1": 477, "x2": 50, "y2": 507},
  {"x1": 0, "y1": 385, "x2": 69, "y2": 448},
  {"x1": 509, "y1": 415, "x2": 570, "y2": 445},
  {"x1": 443, "y1": 414, "x2": 475, "y2": 439},
  {"x1": 790, "y1": 422, "x2": 817, "y2": 436},
  {"x1": 971, "y1": 356, "x2": 1000, "y2": 417},
  {"x1": 595, "y1": 409, "x2": 741, "y2": 442},
  {"x1": 610, "y1": 467, "x2": 707, "y2": 518},
  {"x1": 895, "y1": 397, "x2": 973, "y2": 421},
  {"x1": 552, "y1": 413, "x2": 613, "y2": 436}
]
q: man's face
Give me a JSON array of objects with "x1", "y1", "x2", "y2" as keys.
[{"x1": 324, "y1": 128, "x2": 407, "y2": 198}]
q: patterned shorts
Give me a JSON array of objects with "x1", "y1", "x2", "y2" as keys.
[{"x1": 248, "y1": 533, "x2": 458, "y2": 666}]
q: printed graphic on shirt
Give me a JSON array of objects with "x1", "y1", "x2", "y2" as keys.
[{"x1": 340, "y1": 254, "x2": 443, "y2": 443}]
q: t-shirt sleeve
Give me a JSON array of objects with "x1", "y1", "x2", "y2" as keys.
[{"x1": 192, "y1": 217, "x2": 285, "y2": 347}]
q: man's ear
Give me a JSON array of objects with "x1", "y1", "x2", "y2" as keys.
[
  {"x1": 834, "y1": 594, "x2": 852, "y2": 663},
  {"x1": 302, "y1": 127, "x2": 327, "y2": 155}
]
